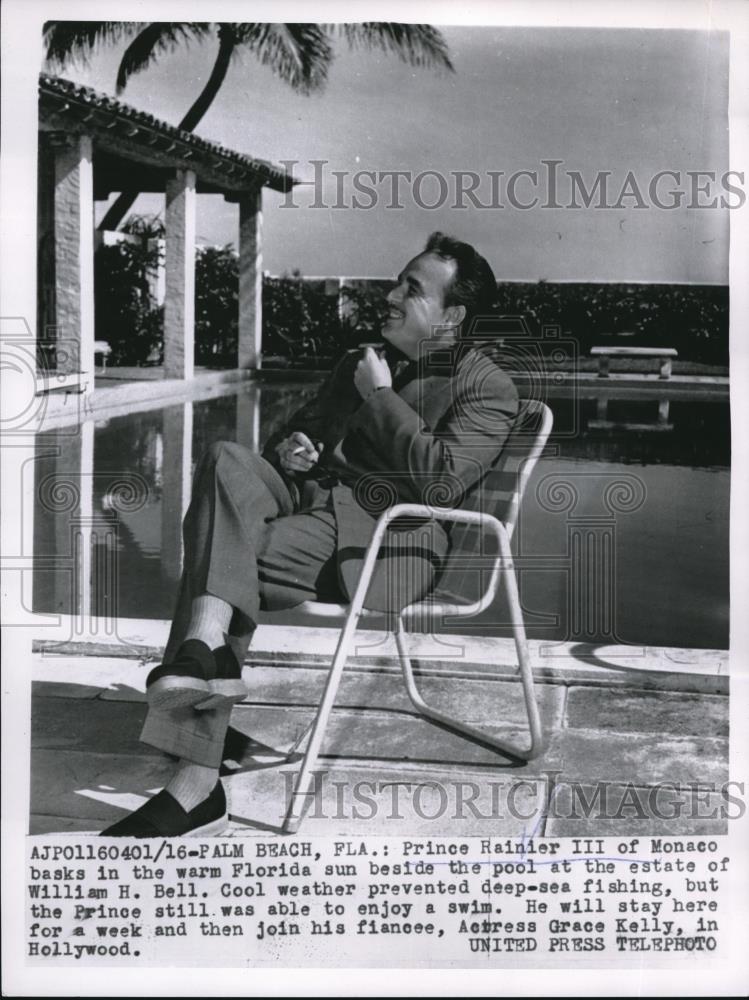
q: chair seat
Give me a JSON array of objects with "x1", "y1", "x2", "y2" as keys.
[{"x1": 295, "y1": 585, "x2": 485, "y2": 621}]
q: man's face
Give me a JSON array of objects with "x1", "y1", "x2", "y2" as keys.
[{"x1": 382, "y1": 251, "x2": 460, "y2": 359}]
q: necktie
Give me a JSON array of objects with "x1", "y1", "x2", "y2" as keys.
[{"x1": 392, "y1": 359, "x2": 418, "y2": 392}]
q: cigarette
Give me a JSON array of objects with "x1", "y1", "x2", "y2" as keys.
[{"x1": 292, "y1": 446, "x2": 307, "y2": 455}]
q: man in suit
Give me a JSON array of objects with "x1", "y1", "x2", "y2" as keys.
[{"x1": 102, "y1": 232, "x2": 519, "y2": 837}]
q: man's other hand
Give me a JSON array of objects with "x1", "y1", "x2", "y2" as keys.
[
  {"x1": 276, "y1": 431, "x2": 324, "y2": 474},
  {"x1": 354, "y1": 347, "x2": 392, "y2": 399}
]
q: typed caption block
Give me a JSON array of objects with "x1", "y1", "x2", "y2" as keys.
[{"x1": 27, "y1": 836, "x2": 728, "y2": 967}]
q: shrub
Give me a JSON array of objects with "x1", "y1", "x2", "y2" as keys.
[
  {"x1": 94, "y1": 215, "x2": 164, "y2": 366},
  {"x1": 492, "y1": 282, "x2": 728, "y2": 365},
  {"x1": 94, "y1": 223, "x2": 728, "y2": 371},
  {"x1": 195, "y1": 244, "x2": 238, "y2": 367},
  {"x1": 262, "y1": 272, "x2": 340, "y2": 364}
]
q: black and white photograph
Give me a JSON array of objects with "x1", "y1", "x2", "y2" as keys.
[{"x1": 2, "y1": 0, "x2": 748, "y2": 993}]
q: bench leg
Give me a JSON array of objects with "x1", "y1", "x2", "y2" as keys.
[
  {"x1": 598, "y1": 357, "x2": 609, "y2": 379},
  {"x1": 659, "y1": 357, "x2": 672, "y2": 379},
  {"x1": 396, "y1": 534, "x2": 545, "y2": 761}
]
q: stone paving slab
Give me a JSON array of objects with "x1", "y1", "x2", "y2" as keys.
[
  {"x1": 30, "y1": 814, "x2": 112, "y2": 835},
  {"x1": 32, "y1": 697, "x2": 154, "y2": 756},
  {"x1": 31, "y1": 679, "x2": 102, "y2": 701},
  {"x1": 31, "y1": 750, "x2": 175, "y2": 822},
  {"x1": 565, "y1": 686, "x2": 728, "y2": 739},
  {"x1": 228, "y1": 704, "x2": 561, "y2": 773},
  {"x1": 32, "y1": 655, "x2": 148, "y2": 702},
  {"x1": 222, "y1": 761, "x2": 550, "y2": 837},
  {"x1": 32, "y1": 677, "x2": 560, "y2": 767},
  {"x1": 28, "y1": 766, "x2": 549, "y2": 838},
  {"x1": 552, "y1": 730, "x2": 728, "y2": 788},
  {"x1": 545, "y1": 784, "x2": 729, "y2": 837},
  {"x1": 241, "y1": 664, "x2": 567, "y2": 728},
  {"x1": 27, "y1": 642, "x2": 731, "y2": 837}
]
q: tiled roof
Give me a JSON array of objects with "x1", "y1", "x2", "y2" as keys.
[{"x1": 39, "y1": 73, "x2": 296, "y2": 193}]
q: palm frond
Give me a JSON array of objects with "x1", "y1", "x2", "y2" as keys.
[
  {"x1": 115, "y1": 22, "x2": 214, "y2": 93},
  {"x1": 43, "y1": 21, "x2": 142, "y2": 68},
  {"x1": 337, "y1": 23, "x2": 454, "y2": 72},
  {"x1": 233, "y1": 23, "x2": 332, "y2": 94}
]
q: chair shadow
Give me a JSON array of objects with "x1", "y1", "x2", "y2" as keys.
[
  {"x1": 31, "y1": 673, "x2": 540, "y2": 837},
  {"x1": 564, "y1": 642, "x2": 652, "y2": 674},
  {"x1": 220, "y1": 725, "x2": 300, "y2": 775}
]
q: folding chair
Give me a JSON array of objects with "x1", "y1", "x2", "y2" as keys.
[{"x1": 279, "y1": 399, "x2": 553, "y2": 833}]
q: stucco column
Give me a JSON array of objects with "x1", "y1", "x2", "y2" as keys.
[
  {"x1": 235, "y1": 382, "x2": 261, "y2": 452},
  {"x1": 238, "y1": 187, "x2": 263, "y2": 369},
  {"x1": 164, "y1": 169, "x2": 196, "y2": 380},
  {"x1": 160, "y1": 401, "x2": 193, "y2": 583},
  {"x1": 51, "y1": 133, "x2": 95, "y2": 390}
]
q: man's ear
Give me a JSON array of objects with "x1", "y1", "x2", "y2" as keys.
[{"x1": 443, "y1": 303, "x2": 466, "y2": 329}]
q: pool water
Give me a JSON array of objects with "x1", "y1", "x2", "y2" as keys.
[{"x1": 32, "y1": 381, "x2": 729, "y2": 650}]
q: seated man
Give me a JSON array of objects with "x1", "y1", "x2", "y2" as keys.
[{"x1": 102, "y1": 232, "x2": 519, "y2": 837}]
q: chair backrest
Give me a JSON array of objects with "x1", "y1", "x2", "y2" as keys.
[
  {"x1": 432, "y1": 398, "x2": 553, "y2": 604},
  {"x1": 481, "y1": 398, "x2": 553, "y2": 539}
]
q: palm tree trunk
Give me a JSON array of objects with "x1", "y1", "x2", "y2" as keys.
[{"x1": 98, "y1": 27, "x2": 236, "y2": 232}]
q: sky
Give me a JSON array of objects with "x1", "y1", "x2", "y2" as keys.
[{"x1": 51, "y1": 24, "x2": 730, "y2": 283}]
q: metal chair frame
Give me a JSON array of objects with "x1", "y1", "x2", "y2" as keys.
[{"x1": 279, "y1": 399, "x2": 553, "y2": 833}]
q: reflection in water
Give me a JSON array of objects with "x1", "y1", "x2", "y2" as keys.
[{"x1": 32, "y1": 381, "x2": 729, "y2": 649}]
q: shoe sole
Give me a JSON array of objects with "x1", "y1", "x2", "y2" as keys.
[
  {"x1": 147, "y1": 676, "x2": 211, "y2": 711},
  {"x1": 195, "y1": 679, "x2": 248, "y2": 712}
]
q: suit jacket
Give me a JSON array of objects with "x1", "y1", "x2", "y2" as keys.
[{"x1": 262, "y1": 343, "x2": 519, "y2": 612}]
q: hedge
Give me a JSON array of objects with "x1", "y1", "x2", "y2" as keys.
[{"x1": 93, "y1": 232, "x2": 728, "y2": 369}]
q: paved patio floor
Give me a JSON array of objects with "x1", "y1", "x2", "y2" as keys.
[{"x1": 29, "y1": 625, "x2": 729, "y2": 839}]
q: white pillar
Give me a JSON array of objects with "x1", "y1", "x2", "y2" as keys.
[
  {"x1": 52, "y1": 134, "x2": 95, "y2": 391},
  {"x1": 235, "y1": 383, "x2": 261, "y2": 452},
  {"x1": 238, "y1": 188, "x2": 263, "y2": 369},
  {"x1": 164, "y1": 169, "x2": 196, "y2": 380},
  {"x1": 160, "y1": 401, "x2": 193, "y2": 583},
  {"x1": 71, "y1": 420, "x2": 95, "y2": 633}
]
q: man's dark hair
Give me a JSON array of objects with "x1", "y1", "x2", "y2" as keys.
[{"x1": 424, "y1": 231, "x2": 497, "y2": 337}]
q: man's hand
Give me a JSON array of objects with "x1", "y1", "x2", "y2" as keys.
[
  {"x1": 276, "y1": 431, "x2": 324, "y2": 474},
  {"x1": 354, "y1": 347, "x2": 392, "y2": 400}
]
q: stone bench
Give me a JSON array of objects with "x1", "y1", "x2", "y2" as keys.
[
  {"x1": 591, "y1": 345, "x2": 678, "y2": 380},
  {"x1": 94, "y1": 340, "x2": 112, "y2": 371}
]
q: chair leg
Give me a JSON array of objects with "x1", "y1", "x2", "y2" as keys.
[
  {"x1": 282, "y1": 513, "x2": 399, "y2": 833},
  {"x1": 396, "y1": 536, "x2": 545, "y2": 760},
  {"x1": 281, "y1": 603, "x2": 361, "y2": 834}
]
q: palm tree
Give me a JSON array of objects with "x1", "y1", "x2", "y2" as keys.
[{"x1": 44, "y1": 21, "x2": 453, "y2": 232}]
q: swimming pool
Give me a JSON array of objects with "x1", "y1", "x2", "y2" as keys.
[{"x1": 32, "y1": 380, "x2": 729, "y2": 650}]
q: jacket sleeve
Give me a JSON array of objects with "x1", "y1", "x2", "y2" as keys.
[
  {"x1": 260, "y1": 350, "x2": 358, "y2": 471},
  {"x1": 344, "y1": 361, "x2": 519, "y2": 507}
]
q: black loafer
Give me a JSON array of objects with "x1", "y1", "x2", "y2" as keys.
[
  {"x1": 146, "y1": 641, "x2": 246, "y2": 711},
  {"x1": 100, "y1": 782, "x2": 227, "y2": 837},
  {"x1": 196, "y1": 645, "x2": 247, "y2": 711}
]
